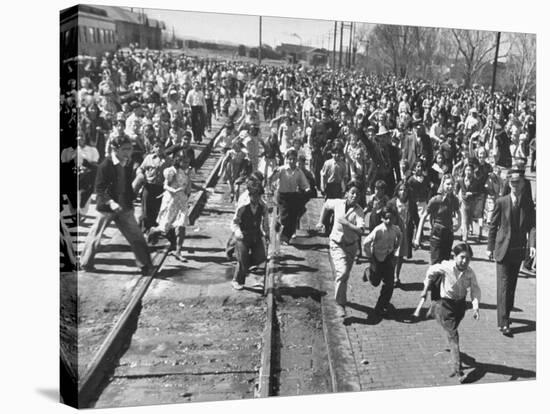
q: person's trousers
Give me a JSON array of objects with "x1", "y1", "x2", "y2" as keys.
[
  {"x1": 78, "y1": 168, "x2": 96, "y2": 210},
  {"x1": 191, "y1": 106, "x2": 204, "y2": 142},
  {"x1": 140, "y1": 183, "x2": 163, "y2": 232},
  {"x1": 329, "y1": 241, "x2": 358, "y2": 306},
  {"x1": 80, "y1": 209, "x2": 152, "y2": 270},
  {"x1": 311, "y1": 150, "x2": 324, "y2": 188},
  {"x1": 496, "y1": 259, "x2": 522, "y2": 328},
  {"x1": 373, "y1": 255, "x2": 396, "y2": 312},
  {"x1": 430, "y1": 225, "x2": 454, "y2": 265},
  {"x1": 322, "y1": 184, "x2": 343, "y2": 236},
  {"x1": 435, "y1": 298, "x2": 466, "y2": 372},
  {"x1": 233, "y1": 238, "x2": 266, "y2": 285},
  {"x1": 278, "y1": 192, "x2": 303, "y2": 240},
  {"x1": 460, "y1": 201, "x2": 473, "y2": 240}
]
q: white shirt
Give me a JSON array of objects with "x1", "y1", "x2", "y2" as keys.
[
  {"x1": 423, "y1": 260, "x2": 481, "y2": 309},
  {"x1": 77, "y1": 145, "x2": 99, "y2": 167},
  {"x1": 325, "y1": 199, "x2": 365, "y2": 245}
]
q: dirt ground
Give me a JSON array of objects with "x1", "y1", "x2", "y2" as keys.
[{"x1": 275, "y1": 294, "x2": 331, "y2": 396}]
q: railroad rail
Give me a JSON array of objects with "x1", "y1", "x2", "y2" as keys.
[
  {"x1": 71, "y1": 101, "x2": 338, "y2": 408},
  {"x1": 76, "y1": 120, "x2": 230, "y2": 407}
]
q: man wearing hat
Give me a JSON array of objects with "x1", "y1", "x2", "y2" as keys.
[
  {"x1": 80, "y1": 134, "x2": 153, "y2": 276},
  {"x1": 487, "y1": 165, "x2": 535, "y2": 336},
  {"x1": 364, "y1": 125, "x2": 399, "y2": 195}
]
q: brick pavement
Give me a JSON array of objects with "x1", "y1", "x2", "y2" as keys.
[{"x1": 281, "y1": 196, "x2": 536, "y2": 391}]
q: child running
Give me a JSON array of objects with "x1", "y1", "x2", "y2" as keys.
[
  {"x1": 220, "y1": 138, "x2": 249, "y2": 202},
  {"x1": 148, "y1": 149, "x2": 194, "y2": 261}
]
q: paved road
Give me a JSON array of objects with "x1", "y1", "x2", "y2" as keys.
[{"x1": 282, "y1": 197, "x2": 536, "y2": 390}]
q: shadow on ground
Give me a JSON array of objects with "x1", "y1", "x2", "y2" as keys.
[{"x1": 460, "y1": 352, "x2": 536, "y2": 383}]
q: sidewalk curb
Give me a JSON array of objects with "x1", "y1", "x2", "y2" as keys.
[
  {"x1": 257, "y1": 253, "x2": 278, "y2": 397},
  {"x1": 322, "y1": 237, "x2": 362, "y2": 393}
]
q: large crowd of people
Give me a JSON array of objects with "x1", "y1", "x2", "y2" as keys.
[{"x1": 60, "y1": 45, "x2": 536, "y2": 383}]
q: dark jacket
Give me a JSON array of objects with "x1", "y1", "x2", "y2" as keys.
[
  {"x1": 94, "y1": 156, "x2": 135, "y2": 213},
  {"x1": 387, "y1": 196, "x2": 420, "y2": 258},
  {"x1": 494, "y1": 131, "x2": 512, "y2": 168},
  {"x1": 487, "y1": 193, "x2": 536, "y2": 262},
  {"x1": 310, "y1": 119, "x2": 338, "y2": 151}
]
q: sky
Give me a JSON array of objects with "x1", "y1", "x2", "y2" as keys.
[{"x1": 130, "y1": 6, "x2": 356, "y2": 49}]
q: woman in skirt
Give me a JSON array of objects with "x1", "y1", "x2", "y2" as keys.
[
  {"x1": 387, "y1": 181, "x2": 419, "y2": 287},
  {"x1": 456, "y1": 164, "x2": 482, "y2": 243},
  {"x1": 407, "y1": 160, "x2": 431, "y2": 217}
]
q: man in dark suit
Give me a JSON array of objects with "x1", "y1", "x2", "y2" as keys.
[
  {"x1": 487, "y1": 167, "x2": 535, "y2": 336},
  {"x1": 310, "y1": 108, "x2": 338, "y2": 187},
  {"x1": 80, "y1": 135, "x2": 153, "y2": 275}
]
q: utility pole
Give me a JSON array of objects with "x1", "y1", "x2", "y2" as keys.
[
  {"x1": 259, "y1": 16, "x2": 262, "y2": 65},
  {"x1": 339, "y1": 21, "x2": 344, "y2": 70},
  {"x1": 348, "y1": 21, "x2": 353, "y2": 69},
  {"x1": 491, "y1": 31, "x2": 501, "y2": 95},
  {"x1": 332, "y1": 21, "x2": 337, "y2": 69},
  {"x1": 365, "y1": 40, "x2": 370, "y2": 73}
]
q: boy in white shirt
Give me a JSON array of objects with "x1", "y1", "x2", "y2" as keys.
[
  {"x1": 363, "y1": 206, "x2": 402, "y2": 317},
  {"x1": 420, "y1": 242, "x2": 481, "y2": 382}
]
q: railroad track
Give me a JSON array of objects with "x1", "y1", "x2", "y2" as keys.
[
  {"x1": 67, "y1": 98, "x2": 280, "y2": 408},
  {"x1": 74, "y1": 117, "x2": 232, "y2": 407},
  {"x1": 67, "y1": 98, "x2": 339, "y2": 408}
]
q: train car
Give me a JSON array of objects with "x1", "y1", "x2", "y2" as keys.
[{"x1": 60, "y1": 5, "x2": 117, "y2": 62}]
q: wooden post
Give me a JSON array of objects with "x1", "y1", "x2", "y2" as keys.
[
  {"x1": 332, "y1": 21, "x2": 337, "y2": 69},
  {"x1": 348, "y1": 22, "x2": 353, "y2": 69},
  {"x1": 491, "y1": 32, "x2": 501, "y2": 95},
  {"x1": 259, "y1": 16, "x2": 262, "y2": 65},
  {"x1": 339, "y1": 22, "x2": 344, "y2": 70}
]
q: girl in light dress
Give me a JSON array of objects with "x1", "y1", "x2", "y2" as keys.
[
  {"x1": 220, "y1": 138, "x2": 249, "y2": 202},
  {"x1": 387, "y1": 181, "x2": 419, "y2": 287},
  {"x1": 148, "y1": 150, "x2": 194, "y2": 261},
  {"x1": 278, "y1": 116, "x2": 296, "y2": 155},
  {"x1": 407, "y1": 160, "x2": 431, "y2": 217},
  {"x1": 456, "y1": 164, "x2": 482, "y2": 243}
]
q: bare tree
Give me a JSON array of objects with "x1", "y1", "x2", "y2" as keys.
[
  {"x1": 451, "y1": 29, "x2": 498, "y2": 88},
  {"x1": 354, "y1": 22, "x2": 373, "y2": 51},
  {"x1": 506, "y1": 33, "x2": 536, "y2": 103},
  {"x1": 412, "y1": 27, "x2": 440, "y2": 78},
  {"x1": 369, "y1": 24, "x2": 414, "y2": 77}
]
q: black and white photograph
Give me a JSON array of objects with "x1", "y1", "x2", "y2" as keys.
[
  {"x1": 5, "y1": 1, "x2": 548, "y2": 413},
  {"x1": 56, "y1": 1, "x2": 541, "y2": 409}
]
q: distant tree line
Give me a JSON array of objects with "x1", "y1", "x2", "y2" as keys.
[
  {"x1": 353, "y1": 23, "x2": 536, "y2": 97},
  {"x1": 184, "y1": 40, "x2": 284, "y2": 61},
  {"x1": 185, "y1": 39, "x2": 235, "y2": 51}
]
